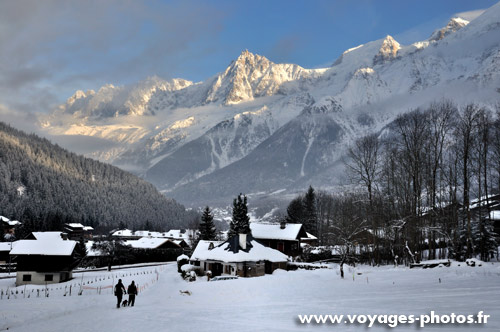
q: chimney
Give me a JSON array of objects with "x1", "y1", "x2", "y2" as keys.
[
  {"x1": 280, "y1": 221, "x2": 286, "y2": 229},
  {"x1": 239, "y1": 233, "x2": 247, "y2": 250}
]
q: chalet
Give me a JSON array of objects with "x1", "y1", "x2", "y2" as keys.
[
  {"x1": 64, "y1": 223, "x2": 85, "y2": 241},
  {"x1": 83, "y1": 226, "x2": 94, "y2": 240},
  {"x1": 125, "y1": 237, "x2": 189, "y2": 249},
  {"x1": 189, "y1": 234, "x2": 288, "y2": 278},
  {"x1": 301, "y1": 232, "x2": 318, "y2": 246},
  {"x1": 0, "y1": 241, "x2": 17, "y2": 266},
  {"x1": 250, "y1": 222, "x2": 309, "y2": 256},
  {"x1": 9, "y1": 232, "x2": 78, "y2": 286},
  {"x1": 490, "y1": 210, "x2": 500, "y2": 238},
  {"x1": 111, "y1": 228, "x2": 197, "y2": 247},
  {"x1": 1, "y1": 216, "x2": 21, "y2": 241}
]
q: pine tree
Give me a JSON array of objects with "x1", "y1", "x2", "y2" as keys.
[
  {"x1": 228, "y1": 194, "x2": 251, "y2": 239},
  {"x1": 200, "y1": 206, "x2": 217, "y2": 240},
  {"x1": 286, "y1": 196, "x2": 304, "y2": 223},
  {"x1": 303, "y1": 186, "x2": 317, "y2": 236}
]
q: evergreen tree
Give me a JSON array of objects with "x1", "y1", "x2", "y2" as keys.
[
  {"x1": 286, "y1": 196, "x2": 304, "y2": 223},
  {"x1": 200, "y1": 206, "x2": 217, "y2": 240},
  {"x1": 303, "y1": 186, "x2": 318, "y2": 235},
  {"x1": 228, "y1": 194, "x2": 251, "y2": 238}
]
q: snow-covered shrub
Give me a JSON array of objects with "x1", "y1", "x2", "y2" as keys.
[{"x1": 177, "y1": 254, "x2": 189, "y2": 273}]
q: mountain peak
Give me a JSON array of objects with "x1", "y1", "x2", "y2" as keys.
[
  {"x1": 233, "y1": 50, "x2": 271, "y2": 69},
  {"x1": 429, "y1": 17, "x2": 469, "y2": 41},
  {"x1": 373, "y1": 35, "x2": 400, "y2": 65}
]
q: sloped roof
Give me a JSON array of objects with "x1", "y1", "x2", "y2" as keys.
[
  {"x1": 190, "y1": 237, "x2": 288, "y2": 263},
  {"x1": 10, "y1": 239, "x2": 76, "y2": 256},
  {"x1": 126, "y1": 237, "x2": 171, "y2": 249},
  {"x1": 0, "y1": 241, "x2": 18, "y2": 252},
  {"x1": 0, "y1": 216, "x2": 21, "y2": 226},
  {"x1": 191, "y1": 240, "x2": 224, "y2": 261},
  {"x1": 250, "y1": 222, "x2": 306, "y2": 241},
  {"x1": 65, "y1": 223, "x2": 84, "y2": 228},
  {"x1": 301, "y1": 232, "x2": 318, "y2": 241},
  {"x1": 112, "y1": 229, "x2": 134, "y2": 237},
  {"x1": 31, "y1": 232, "x2": 65, "y2": 241}
]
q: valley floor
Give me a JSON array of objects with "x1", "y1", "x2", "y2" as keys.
[{"x1": 0, "y1": 262, "x2": 499, "y2": 331}]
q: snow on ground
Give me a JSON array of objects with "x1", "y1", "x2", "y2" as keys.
[{"x1": 0, "y1": 262, "x2": 499, "y2": 331}]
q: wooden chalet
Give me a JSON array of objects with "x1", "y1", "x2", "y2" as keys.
[
  {"x1": 1, "y1": 216, "x2": 21, "y2": 241},
  {"x1": 64, "y1": 223, "x2": 85, "y2": 241},
  {"x1": 9, "y1": 232, "x2": 78, "y2": 286},
  {"x1": 125, "y1": 237, "x2": 189, "y2": 250},
  {"x1": 189, "y1": 234, "x2": 288, "y2": 278},
  {"x1": 250, "y1": 222, "x2": 309, "y2": 257}
]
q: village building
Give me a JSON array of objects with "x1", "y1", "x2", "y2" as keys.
[
  {"x1": 189, "y1": 234, "x2": 288, "y2": 278},
  {"x1": 125, "y1": 237, "x2": 189, "y2": 249},
  {"x1": 63, "y1": 223, "x2": 85, "y2": 241},
  {"x1": 83, "y1": 226, "x2": 94, "y2": 240},
  {"x1": 1, "y1": 216, "x2": 21, "y2": 241},
  {"x1": 0, "y1": 241, "x2": 18, "y2": 273},
  {"x1": 250, "y1": 222, "x2": 309, "y2": 257},
  {"x1": 9, "y1": 232, "x2": 78, "y2": 286},
  {"x1": 111, "y1": 228, "x2": 197, "y2": 247}
]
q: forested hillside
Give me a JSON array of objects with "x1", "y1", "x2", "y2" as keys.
[{"x1": 0, "y1": 122, "x2": 197, "y2": 236}]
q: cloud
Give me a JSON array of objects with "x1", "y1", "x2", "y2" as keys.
[
  {"x1": 0, "y1": 104, "x2": 39, "y2": 133},
  {"x1": 453, "y1": 9, "x2": 486, "y2": 21},
  {"x1": 0, "y1": 0, "x2": 226, "y2": 116}
]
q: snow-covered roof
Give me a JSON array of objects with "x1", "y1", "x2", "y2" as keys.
[
  {"x1": 65, "y1": 223, "x2": 84, "y2": 228},
  {"x1": 10, "y1": 239, "x2": 76, "y2": 256},
  {"x1": 164, "y1": 229, "x2": 183, "y2": 238},
  {"x1": 0, "y1": 216, "x2": 21, "y2": 226},
  {"x1": 490, "y1": 210, "x2": 500, "y2": 221},
  {"x1": 125, "y1": 237, "x2": 172, "y2": 249},
  {"x1": 191, "y1": 238, "x2": 288, "y2": 263},
  {"x1": 302, "y1": 232, "x2": 318, "y2": 241},
  {"x1": 0, "y1": 241, "x2": 18, "y2": 251},
  {"x1": 250, "y1": 222, "x2": 304, "y2": 241},
  {"x1": 83, "y1": 226, "x2": 94, "y2": 231},
  {"x1": 191, "y1": 240, "x2": 223, "y2": 260},
  {"x1": 112, "y1": 229, "x2": 134, "y2": 237},
  {"x1": 31, "y1": 232, "x2": 65, "y2": 241}
]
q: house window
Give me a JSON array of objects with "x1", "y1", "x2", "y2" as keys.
[
  {"x1": 45, "y1": 274, "x2": 53, "y2": 281},
  {"x1": 23, "y1": 274, "x2": 31, "y2": 282},
  {"x1": 277, "y1": 242, "x2": 284, "y2": 252}
]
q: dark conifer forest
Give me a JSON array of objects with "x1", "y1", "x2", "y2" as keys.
[{"x1": 0, "y1": 122, "x2": 197, "y2": 237}]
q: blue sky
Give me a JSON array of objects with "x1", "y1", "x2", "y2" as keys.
[{"x1": 0, "y1": 0, "x2": 497, "y2": 118}]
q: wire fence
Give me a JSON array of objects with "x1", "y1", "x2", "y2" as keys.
[{"x1": 0, "y1": 264, "x2": 167, "y2": 300}]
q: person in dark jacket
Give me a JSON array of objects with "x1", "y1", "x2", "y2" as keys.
[
  {"x1": 114, "y1": 279, "x2": 126, "y2": 308},
  {"x1": 127, "y1": 280, "x2": 138, "y2": 306}
]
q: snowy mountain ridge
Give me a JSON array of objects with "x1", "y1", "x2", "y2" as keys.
[{"x1": 39, "y1": 2, "x2": 500, "y2": 206}]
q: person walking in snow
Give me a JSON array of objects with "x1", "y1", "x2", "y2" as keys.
[
  {"x1": 114, "y1": 279, "x2": 126, "y2": 308},
  {"x1": 127, "y1": 280, "x2": 138, "y2": 306}
]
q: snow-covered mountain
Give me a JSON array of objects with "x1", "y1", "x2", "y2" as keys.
[{"x1": 40, "y1": 2, "x2": 500, "y2": 206}]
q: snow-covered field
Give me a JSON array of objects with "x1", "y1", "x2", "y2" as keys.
[{"x1": 0, "y1": 262, "x2": 499, "y2": 331}]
